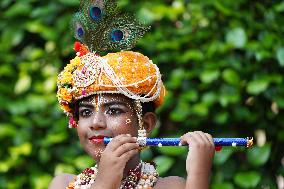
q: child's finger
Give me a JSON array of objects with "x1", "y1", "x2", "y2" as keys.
[
  {"x1": 204, "y1": 133, "x2": 215, "y2": 147},
  {"x1": 107, "y1": 135, "x2": 136, "y2": 150},
  {"x1": 195, "y1": 131, "x2": 212, "y2": 145},
  {"x1": 189, "y1": 132, "x2": 205, "y2": 147},
  {"x1": 119, "y1": 148, "x2": 139, "y2": 162},
  {"x1": 116, "y1": 142, "x2": 139, "y2": 157},
  {"x1": 180, "y1": 132, "x2": 192, "y2": 145}
]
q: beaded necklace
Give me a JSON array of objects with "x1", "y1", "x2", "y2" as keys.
[{"x1": 66, "y1": 161, "x2": 159, "y2": 189}]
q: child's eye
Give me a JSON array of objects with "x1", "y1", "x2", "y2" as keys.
[
  {"x1": 106, "y1": 107, "x2": 125, "y2": 115},
  {"x1": 79, "y1": 109, "x2": 93, "y2": 118}
]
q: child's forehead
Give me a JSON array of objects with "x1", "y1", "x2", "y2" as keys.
[{"x1": 79, "y1": 94, "x2": 134, "y2": 105}]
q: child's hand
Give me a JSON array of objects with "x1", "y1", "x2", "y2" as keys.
[
  {"x1": 180, "y1": 131, "x2": 215, "y2": 177},
  {"x1": 94, "y1": 134, "x2": 139, "y2": 189}
]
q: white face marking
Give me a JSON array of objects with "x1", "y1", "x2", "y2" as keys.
[{"x1": 126, "y1": 118, "x2": 131, "y2": 124}]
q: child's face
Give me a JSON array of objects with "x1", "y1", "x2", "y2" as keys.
[{"x1": 76, "y1": 94, "x2": 139, "y2": 160}]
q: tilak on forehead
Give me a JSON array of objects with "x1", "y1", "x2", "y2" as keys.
[{"x1": 56, "y1": 0, "x2": 166, "y2": 128}]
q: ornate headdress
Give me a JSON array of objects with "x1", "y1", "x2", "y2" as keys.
[{"x1": 57, "y1": 0, "x2": 166, "y2": 128}]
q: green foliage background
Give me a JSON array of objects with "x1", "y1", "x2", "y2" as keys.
[{"x1": 0, "y1": 0, "x2": 284, "y2": 188}]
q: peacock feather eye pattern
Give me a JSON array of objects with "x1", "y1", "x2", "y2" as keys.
[
  {"x1": 71, "y1": 0, "x2": 150, "y2": 53},
  {"x1": 89, "y1": 6, "x2": 103, "y2": 21},
  {"x1": 111, "y1": 29, "x2": 124, "y2": 42},
  {"x1": 71, "y1": 13, "x2": 90, "y2": 43}
]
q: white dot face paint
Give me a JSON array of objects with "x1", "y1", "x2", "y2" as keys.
[{"x1": 126, "y1": 118, "x2": 131, "y2": 124}]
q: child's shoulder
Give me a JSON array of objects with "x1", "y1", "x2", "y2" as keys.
[
  {"x1": 48, "y1": 173, "x2": 76, "y2": 189},
  {"x1": 155, "y1": 176, "x2": 186, "y2": 189}
]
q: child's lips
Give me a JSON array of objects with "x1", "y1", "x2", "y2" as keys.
[{"x1": 89, "y1": 135, "x2": 106, "y2": 144}]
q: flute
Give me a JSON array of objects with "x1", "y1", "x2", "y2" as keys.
[{"x1": 103, "y1": 137, "x2": 254, "y2": 148}]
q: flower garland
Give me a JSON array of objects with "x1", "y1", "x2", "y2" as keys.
[{"x1": 66, "y1": 161, "x2": 159, "y2": 189}]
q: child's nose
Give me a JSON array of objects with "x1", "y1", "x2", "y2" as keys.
[{"x1": 90, "y1": 112, "x2": 106, "y2": 130}]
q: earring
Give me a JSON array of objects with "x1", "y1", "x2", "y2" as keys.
[
  {"x1": 134, "y1": 100, "x2": 147, "y2": 147},
  {"x1": 69, "y1": 117, "x2": 78, "y2": 128}
]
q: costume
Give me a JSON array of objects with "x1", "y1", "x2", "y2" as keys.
[
  {"x1": 56, "y1": 0, "x2": 166, "y2": 188},
  {"x1": 56, "y1": 1, "x2": 166, "y2": 128},
  {"x1": 66, "y1": 162, "x2": 159, "y2": 189}
]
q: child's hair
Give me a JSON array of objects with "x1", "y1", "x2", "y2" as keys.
[{"x1": 141, "y1": 101, "x2": 155, "y2": 115}]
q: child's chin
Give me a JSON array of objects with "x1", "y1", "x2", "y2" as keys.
[{"x1": 88, "y1": 147, "x2": 105, "y2": 160}]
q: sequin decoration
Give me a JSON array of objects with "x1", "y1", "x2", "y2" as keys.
[
  {"x1": 73, "y1": 53, "x2": 103, "y2": 88},
  {"x1": 90, "y1": 6, "x2": 102, "y2": 21},
  {"x1": 111, "y1": 29, "x2": 124, "y2": 42}
]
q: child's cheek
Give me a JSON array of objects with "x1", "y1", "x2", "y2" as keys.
[{"x1": 113, "y1": 120, "x2": 137, "y2": 136}]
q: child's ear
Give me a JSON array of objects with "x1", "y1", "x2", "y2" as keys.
[{"x1": 142, "y1": 112, "x2": 157, "y2": 137}]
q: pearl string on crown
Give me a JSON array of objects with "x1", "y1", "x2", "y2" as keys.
[{"x1": 72, "y1": 53, "x2": 162, "y2": 103}]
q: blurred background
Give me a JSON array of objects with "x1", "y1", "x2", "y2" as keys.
[{"x1": 0, "y1": 0, "x2": 284, "y2": 188}]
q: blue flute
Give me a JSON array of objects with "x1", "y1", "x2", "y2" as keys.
[{"x1": 104, "y1": 137, "x2": 254, "y2": 148}]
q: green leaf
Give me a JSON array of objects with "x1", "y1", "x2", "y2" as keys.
[
  {"x1": 226, "y1": 27, "x2": 247, "y2": 48},
  {"x1": 191, "y1": 103, "x2": 209, "y2": 116},
  {"x1": 31, "y1": 174, "x2": 52, "y2": 189},
  {"x1": 140, "y1": 148, "x2": 153, "y2": 161},
  {"x1": 74, "y1": 156, "x2": 95, "y2": 170},
  {"x1": 201, "y1": 92, "x2": 217, "y2": 105},
  {"x1": 4, "y1": 2, "x2": 31, "y2": 17},
  {"x1": 0, "y1": 159, "x2": 13, "y2": 173},
  {"x1": 58, "y1": 0, "x2": 79, "y2": 6},
  {"x1": 212, "y1": 182, "x2": 234, "y2": 189},
  {"x1": 275, "y1": 2, "x2": 284, "y2": 12},
  {"x1": 247, "y1": 144, "x2": 271, "y2": 167},
  {"x1": 255, "y1": 50, "x2": 271, "y2": 61},
  {"x1": 234, "y1": 171, "x2": 261, "y2": 188},
  {"x1": 9, "y1": 142, "x2": 32, "y2": 158},
  {"x1": 181, "y1": 90, "x2": 198, "y2": 102},
  {"x1": 43, "y1": 133, "x2": 67, "y2": 145},
  {"x1": 213, "y1": 148, "x2": 234, "y2": 165},
  {"x1": 54, "y1": 164, "x2": 76, "y2": 175},
  {"x1": 200, "y1": 70, "x2": 220, "y2": 83},
  {"x1": 167, "y1": 69, "x2": 185, "y2": 89},
  {"x1": 0, "y1": 123, "x2": 17, "y2": 138},
  {"x1": 154, "y1": 156, "x2": 174, "y2": 175},
  {"x1": 157, "y1": 146, "x2": 187, "y2": 156},
  {"x1": 246, "y1": 79, "x2": 269, "y2": 95},
  {"x1": 180, "y1": 49, "x2": 204, "y2": 62},
  {"x1": 14, "y1": 74, "x2": 31, "y2": 94},
  {"x1": 170, "y1": 101, "x2": 190, "y2": 121},
  {"x1": 276, "y1": 47, "x2": 284, "y2": 67},
  {"x1": 213, "y1": 111, "x2": 229, "y2": 124},
  {"x1": 222, "y1": 69, "x2": 240, "y2": 85}
]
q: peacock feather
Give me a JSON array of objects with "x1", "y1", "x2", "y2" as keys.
[{"x1": 71, "y1": 0, "x2": 150, "y2": 53}]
